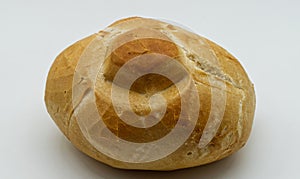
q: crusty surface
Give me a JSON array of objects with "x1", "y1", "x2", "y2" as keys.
[{"x1": 45, "y1": 17, "x2": 255, "y2": 170}]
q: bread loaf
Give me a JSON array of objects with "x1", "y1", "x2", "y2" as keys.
[{"x1": 45, "y1": 17, "x2": 255, "y2": 170}]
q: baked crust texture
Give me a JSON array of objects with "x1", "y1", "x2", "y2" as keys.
[{"x1": 45, "y1": 17, "x2": 255, "y2": 170}]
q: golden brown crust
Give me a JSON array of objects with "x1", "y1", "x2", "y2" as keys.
[
  {"x1": 108, "y1": 16, "x2": 142, "y2": 27},
  {"x1": 102, "y1": 27, "x2": 181, "y2": 93},
  {"x1": 45, "y1": 17, "x2": 255, "y2": 170},
  {"x1": 45, "y1": 34, "x2": 97, "y2": 137}
]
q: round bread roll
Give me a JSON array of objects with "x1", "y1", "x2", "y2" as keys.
[{"x1": 45, "y1": 17, "x2": 255, "y2": 170}]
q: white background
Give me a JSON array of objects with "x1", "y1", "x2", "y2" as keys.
[{"x1": 1, "y1": 0, "x2": 299, "y2": 178}]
